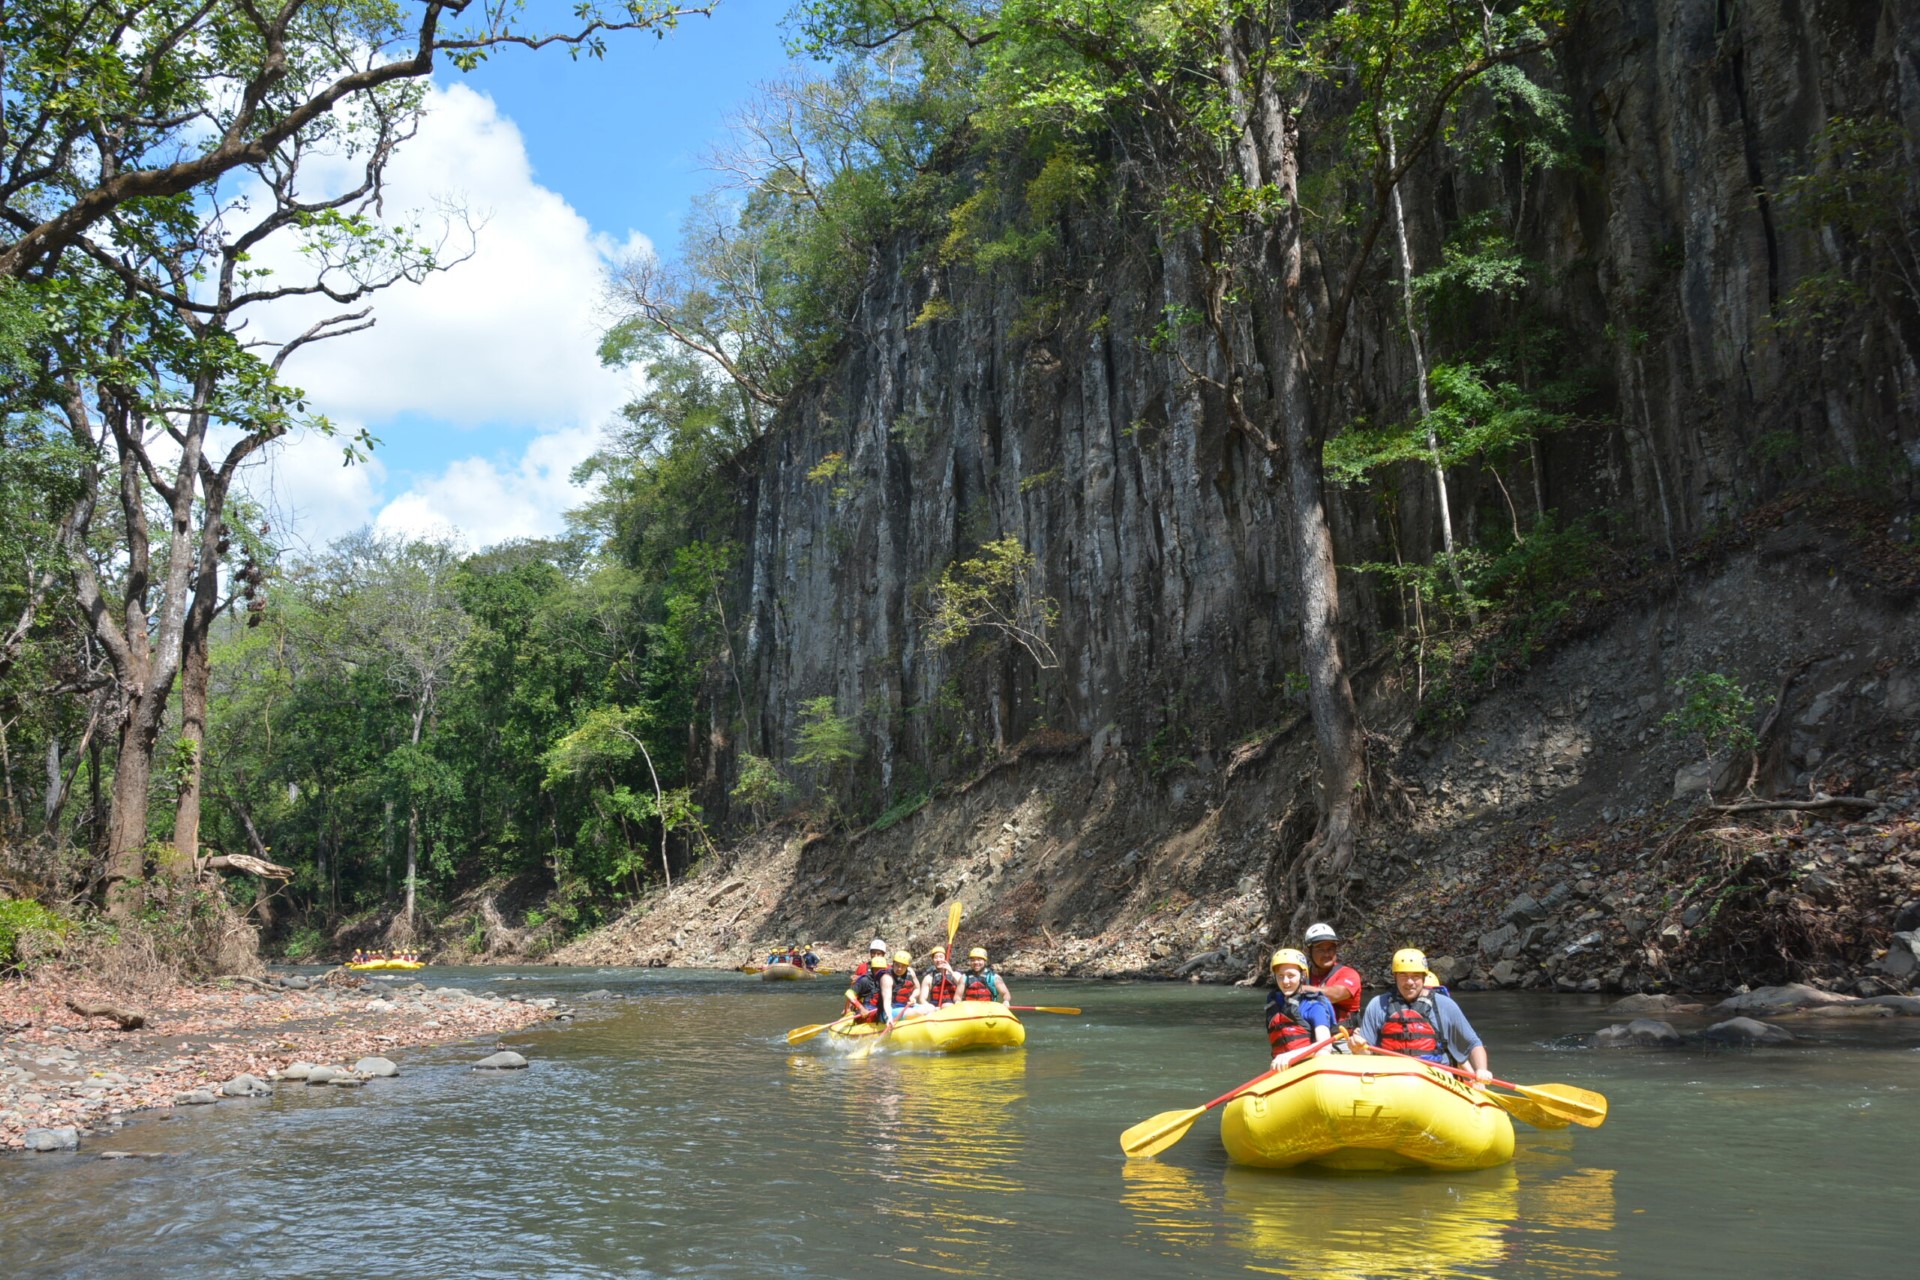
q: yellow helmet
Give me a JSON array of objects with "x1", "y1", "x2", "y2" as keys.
[
  {"x1": 1269, "y1": 948, "x2": 1310, "y2": 973},
  {"x1": 891, "y1": 950, "x2": 913, "y2": 965},
  {"x1": 1391, "y1": 947, "x2": 1430, "y2": 974},
  {"x1": 967, "y1": 947, "x2": 988, "y2": 961},
  {"x1": 928, "y1": 947, "x2": 946, "y2": 961}
]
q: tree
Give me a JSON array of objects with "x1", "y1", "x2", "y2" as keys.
[
  {"x1": 0, "y1": 0, "x2": 713, "y2": 281},
  {"x1": 319, "y1": 533, "x2": 471, "y2": 934}
]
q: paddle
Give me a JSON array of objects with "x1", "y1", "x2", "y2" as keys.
[
  {"x1": 786, "y1": 1014, "x2": 855, "y2": 1046},
  {"x1": 1119, "y1": 1037, "x2": 1333, "y2": 1159},
  {"x1": 1009, "y1": 1005, "x2": 1081, "y2": 1015},
  {"x1": 1358, "y1": 1043, "x2": 1608, "y2": 1128}
]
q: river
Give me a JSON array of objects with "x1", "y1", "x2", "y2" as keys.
[{"x1": 1, "y1": 967, "x2": 1913, "y2": 1278}]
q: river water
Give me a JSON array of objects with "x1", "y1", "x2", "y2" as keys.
[{"x1": 2, "y1": 967, "x2": 1914, "y2": 1279}]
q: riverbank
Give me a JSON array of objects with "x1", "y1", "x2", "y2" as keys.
[{"x1": 0, "y1": 970, "x2": 559, "y2": 1153}]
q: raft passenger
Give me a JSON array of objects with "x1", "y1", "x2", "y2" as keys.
[
  {"x1": 1351, "y1": 948, "x2": 1493, "y2": 1082},
  {"x1": 1265, "y1": 949, "x2": 1337, "y2": 1070},
  {"x1": 880, "y1": 950, "x2": 922, "y2": 1024},
  {"x1": 920, "y1": 947, "x2": 961, "y2": 1008},
  {"x1": 852, "y1": 939, "x2": 888, "y2": 980},
  {"x1": 1301, "y1": 922, "x2": 1364, "y2": 1022},
  {"x1": 958, "y1": 947, "x2": 1010, "y2": 1004}
]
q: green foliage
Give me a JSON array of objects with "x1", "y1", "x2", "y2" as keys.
[
  {"x1": 731, "y1": 752, "x2": 796, "y2": 823},
  {"x1": 1662, "y1": 673, "x2": 1758, "y2": 765},
  {"x1": 1776, "y1": 115, "x2": 1919, "y2": 335},
  {"x1": 870, "y1": 789, "x2": 931, "y2": 832},
  {"x1": 794, "y1": 697, "x2": 863, "y2": 771},
  {"x1": 280, "y1": 925, "x2": 327, "y2": 961},
  {"x1": 0, "y1": 898, "x2": 72, "y2": 973},
  {"x1": 924, "y1": 536, "x2": 1061, "y2": 669}
]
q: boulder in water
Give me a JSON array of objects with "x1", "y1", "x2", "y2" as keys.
[
  {"x1": 175, "y1": 1088, "x2": 218, "y2": 1106},
  {"x1": 1702, "y1": 1016, "x2": 1797, "y2": 1046},
  {"x1": 1595, "y1": 1019, "x2": 1683, "y2": 1048},
  {"x1": 220, "y1": 1073, "x2": 271, "y2": 1097},
  {"x1": 1604, "y1": 993, "x2": 1703, "y2": 1016},
  {"x1": 23, "y1": 1127, "x2": 79, "y2": 1152},
  {"x1": 276, "y1": 1062, "x2": 315, "y2": 1080},
  {"x1": 353, "y1": 1056, "x2": 398, "y2": 1078},
  {"x1": 304, "y1": 1065, "x2": 342, "y2": 1085},
  {"x1": 472, "y1": 1050, "x2": 528, "y2": 1070},
  {"x1": 1710, "y1": 984, "x2": 1853, "y2": 1016}
]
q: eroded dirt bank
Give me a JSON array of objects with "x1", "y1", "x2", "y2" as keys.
[{"x1": 556, "y1": 524, "x2": 1920, "y2": 1006}]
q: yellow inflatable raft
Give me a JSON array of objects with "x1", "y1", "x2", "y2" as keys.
[
  {"x1": 830, "y1": 1001, "x2": 1026, "y2": 1054},
  {"x1": 345, "y1": 959, "x2": 425, "y2": 971},
  {"x1": 1220, "y1": 1055, "x2": 1514, "y2": 1172},
  {"x1": 760, "y1": 962, "x2": 814, "y2": 980}
]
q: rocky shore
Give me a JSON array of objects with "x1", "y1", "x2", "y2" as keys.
[{"x1": 0, "y1": 971, "x2": 567, "y2": 1154}]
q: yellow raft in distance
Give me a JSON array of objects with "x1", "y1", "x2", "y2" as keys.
[
  {"x1": 1220, "y1": 1054, "x2": 1514, "y2": 1172},
  {"x1": 345, "y1": 959, "x2": 425, "y2": 971},
  {"x1": 759, "y1": 962, "x2": 814, "y2": 980},
  {"x1": 830, "y1": 1001, "x2": 1027, "y2": 1054}
]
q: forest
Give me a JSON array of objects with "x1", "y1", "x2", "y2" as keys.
[{"x1": 2, "y1": 0, "x2": 1914, "y2": 973}]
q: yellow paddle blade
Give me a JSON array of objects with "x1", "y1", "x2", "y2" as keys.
[
  {"x1": 1488, "y1": 1090, "x2": 1570, "y2": 1130},
  {"x1": 947, "y1": 899, "x2": 964, "y2": 946},
  {"x1": 1519, "y1": 1083, "x2": 1608, "y2": 1127},
  {"x1": 1119, "y1": 1105, "x2": 1208, "y2": 1159},
  {"x1": 1024, "y1": 1006, "x2": 1081, "y2": 1015},
  {"x1": 787, "y1": 1013, "x2": 855, "y2": 1045}
]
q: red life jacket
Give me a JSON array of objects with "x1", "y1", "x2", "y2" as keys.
[
  {"x1": 960, "y1": 968, "x2": 1000, "y2": 1001},
  {"x1": 925, "y1": 969, "x2": 960, "y2": 1005},
  {"x1": 887, "y1": 969, "x2": 918, "y2": 1008},
  {"x1": 1376, "y1": 994, "x2": 1446, "y2": 1060},
  {"x1": 1266, "y1": 993, "x2": 1315, "y2": 1055}
]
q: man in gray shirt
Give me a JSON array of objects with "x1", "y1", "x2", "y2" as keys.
[{"x1": 1350, "y1": 947, "x2": 1493, "y2": 1082}]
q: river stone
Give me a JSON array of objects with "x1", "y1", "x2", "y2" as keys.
[
  {"x1": 1489, "y1": 960, "x2": 1522, "y2": 987},
  {"x1": 581, "y1": 989, "x2": 615, "y2": 1000},
  {"x1": 432, "y1": 986, "x2": 472, "y2": 1001},
  {"x1": 175, "y1": 1088, "x2": 218, "y2": 1105},
  {"x1": 304, "y1": 1065, "x2": 342, "y2": 1085},
  {"x1": 329, "y1": 1076, "x2": 366, "y2": 1087},
  {"x1": 1594, "y1": 1019, "x2": 1683, "y2": 1048},
  {"x1": 23, "y1": 1126, "x2": 79, "y2": 1152},
  {"x1": 1873, "y1": 932, "x2": 1920, "y2": 980},
  {"x1": 1605, "y1": 993, "x2": 1703, "y2": 1015},
  {"x1": 353, "y1": 1056, "x2": 398, "y2": 1078},
  {"x1": 1702, "y1": 1017, "x2": 1797, "y2": 1046},
  {"x1": 281, "y1": 975, "x2": 311, "y2": 990},
  {"x1": 1504, "y1": 893, "x2": 1546, "y2": 925},
  {"x1": 1478, "y1": 923, "x2": 1519, "y2": 959},
  {"x1": 220, "y1": 1073, "x2": 271, "y2": 1098},
  {"x1": 472, "y1": 1051, "x2": 528, "y2": 1070},
  {"x1": 1711, "y1": 983, "x2": 1855, "y2": 1015},
  {"x1": 1861, "y1": 995, "x2": 1920, "y2": 1015},
  {"x1": 277, "y1": 1062, "x2": 315, "y2": 1080}
]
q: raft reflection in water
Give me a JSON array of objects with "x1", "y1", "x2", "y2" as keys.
[
  {"x1": 1121, "y1": 1158, "x2": 1621, "y2": 1278},
  {"x1": 827, "y1": 1050, "x2": 1029, "y2": 1276}
]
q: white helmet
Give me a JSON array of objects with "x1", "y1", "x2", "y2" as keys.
[
  {"x1": 1304, "y1": 922, "x2": 1338, "y2": 945},
  {"x1": 868, "y1": 938, "x2": 889, "y2": 953}
]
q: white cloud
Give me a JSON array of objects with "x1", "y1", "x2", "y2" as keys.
[
  {"x1": 372, "y1": 422, "x2": 603, "y2": 545},
  {"x1": 245, "y1": 427, "x2": 388, "y2": 554},
  {"x1": 250, "y1": 81, "x2": 642, "y2": 549}
]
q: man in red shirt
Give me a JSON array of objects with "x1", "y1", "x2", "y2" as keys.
[{"x1": 1301, "y1": 922, "x2": 1364, "y2": 1022}]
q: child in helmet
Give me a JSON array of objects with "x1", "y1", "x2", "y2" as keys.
[{"x1": 1265, "y1": 949, "x2": 1338, "y2": 1069}]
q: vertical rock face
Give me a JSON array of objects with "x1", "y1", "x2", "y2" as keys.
[{"x1": 728, "y1": 0, "x2": 1918, "y2": 810}]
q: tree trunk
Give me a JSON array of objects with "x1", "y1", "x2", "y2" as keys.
[
  {"x1": 1231, "y1": 59, "x2": 1368, "y2": 927},
  {"x1": 168, "y1": 633, "x2": 209, "y2": 869}
]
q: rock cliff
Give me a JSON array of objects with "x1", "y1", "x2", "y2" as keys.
[{"x1": 568, "y1": 1, "x2": 1920, "y2": 993}]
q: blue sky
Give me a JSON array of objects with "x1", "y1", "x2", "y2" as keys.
[{"x1": 256, "y1": 1, "x2": 807, "y2": 550}]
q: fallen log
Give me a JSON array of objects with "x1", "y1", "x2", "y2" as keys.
[
  {"x1": 65, "y1": 997, "x2": 148, "y2": 1030},
  {"x1": 1710, "y1": 794, "x2": 1878, "y2": 815},
  {"x1": 202, "y1": 852, "x2": 295, "y2": 879}
]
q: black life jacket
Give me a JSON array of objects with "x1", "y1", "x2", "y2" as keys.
[
  {"x1": 925, "y1": 969, "x2": 960, "y2": 1005},
  {"x1": 1266, "y1": 993, "x2": 1316, "y2": 1055},
  {"x1": 960, "y1": 968, "x2": 1000, "y2": 1001},
  {"x1": 852, "y1": 973, "x2": 884, "y2": 1021},
  {"x1": 1376, "y1": 994, "x2": 1448, "y2": 1061}
]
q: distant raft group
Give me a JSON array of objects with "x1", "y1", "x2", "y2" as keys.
[{"x1": 346, "y1": 949, "x2": 425, "y2": 971}]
